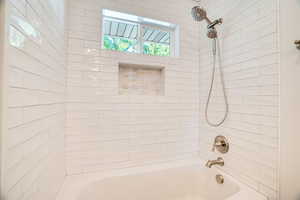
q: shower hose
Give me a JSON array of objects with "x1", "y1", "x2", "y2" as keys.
[{"x1": 205, "y1": 38, "x2": 229, "y2": 127}]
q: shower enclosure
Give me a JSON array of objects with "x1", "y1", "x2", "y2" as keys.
[{"x1": 0, "y1": 0, "x2": 299, "y2": 200}]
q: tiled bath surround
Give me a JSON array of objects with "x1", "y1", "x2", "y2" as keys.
[
  {"x1": 2, "y1": 0, "x2": 66, "y2": 199},
  {"x1": 66, "y1": 0, "x2": 200, "y2": 174},
  {"x1": 0, "y1": 0, "x2": 282, "y2": 200},
  {"x1": 198, "y1": 0, "x2": 279, "y2": 199}
]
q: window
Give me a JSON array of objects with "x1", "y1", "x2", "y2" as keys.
[{"x1": 102, "y1": 9, "x2": 179, "y2": 56}]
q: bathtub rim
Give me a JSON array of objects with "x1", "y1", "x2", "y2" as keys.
[{"x1": 56, "y1": 159, "x2": 267, "y2": 200}]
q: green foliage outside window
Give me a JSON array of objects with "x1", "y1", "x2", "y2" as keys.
[
  {"x1": 103, "y1": 35, "x2": 170, "y2": 56},
  {"x1": 103, "y1": 35, "x2": 138, "y2": 53},
  {"x1": 143, "y1": 42, "x2": 170, "y2": 56}
]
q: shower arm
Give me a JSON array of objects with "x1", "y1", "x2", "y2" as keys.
[{"x1": 207, "y1": 18, "x2": 223, "y2": 29}]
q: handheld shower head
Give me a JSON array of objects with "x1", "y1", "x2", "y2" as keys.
[
  {"x1": 191, "y1": 6, "x2": 212, "y2": 24},
  {"x1": 192, "y1": 6, "x2": 229, "y2": 127},
  {"x1": 191, "y1": 6, "x2": 223, "y2": 39}
]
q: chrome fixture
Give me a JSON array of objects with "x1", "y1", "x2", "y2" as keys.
[
  {"x1": 295, "y1": 40, "x2": 300, "y2": 50},
  {"x1": 216, "y1": 174, "x2": 224, "y2": 184},
  {"x1": 191, "y1": 6, "x2": 228, "y2": 127},
  {"x1": 191, "y1": 6, "x2": 223, "y2": 39},
  {"x1": 205, "y1": 157, "x2": 224, "y2": 168},
  {"x1": 212, "y1": 135, "x2": 229, "y2": 154}
]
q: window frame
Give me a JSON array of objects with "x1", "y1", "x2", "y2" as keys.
[{"x1": 101, "y1": 10, "x2": 178, "y2": 57}]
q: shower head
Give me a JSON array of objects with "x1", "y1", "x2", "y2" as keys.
[
  {"x1": 191, "y1": 6, "x2": 212, "y2": 24},
  {"x1": 191, "y1": 6, "x2": 223, "y2": 39}
]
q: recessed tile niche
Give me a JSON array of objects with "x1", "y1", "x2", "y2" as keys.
[{"x1": 119, "y1": 63, "x2": 165, "y2": 96}]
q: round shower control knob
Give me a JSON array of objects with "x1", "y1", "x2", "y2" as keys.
[{"x1": 212, "y1": 135, "x2": 229, "y2": 154}]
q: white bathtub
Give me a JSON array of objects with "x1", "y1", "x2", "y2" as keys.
[{"x1": 57, "y1": 160, "x2": 267, "y2": 200}]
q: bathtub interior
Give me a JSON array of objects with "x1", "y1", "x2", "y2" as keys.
[{"x1": 77, "y1": 166, "x2": 240, "y2": 200}]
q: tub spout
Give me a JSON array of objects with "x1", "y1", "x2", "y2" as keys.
[{"x1": 205, "y1": 157, "x2": 224, "y2": 168}]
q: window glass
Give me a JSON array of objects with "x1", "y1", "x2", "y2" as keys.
[
  {"x1": 143, "y1": 27, "x2": 170, "y2": 56},
  {"x1": 102, "y1": 9, "x2": 177, "y2": 56}
]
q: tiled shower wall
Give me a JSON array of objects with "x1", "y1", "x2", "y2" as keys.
[
  {"x1": 66, "y1": 0, "x2": 200, "y2": 174},
  {"x1": 3, "y1": 0, "x2": 66, "y2": 199},
  {"x1": 198, "y1": 0, "x2": 279, "y2": 199}
]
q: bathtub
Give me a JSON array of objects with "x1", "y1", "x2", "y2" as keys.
[{"x1": 57, "y1": 160, "x2": 267, "y2": 200}]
